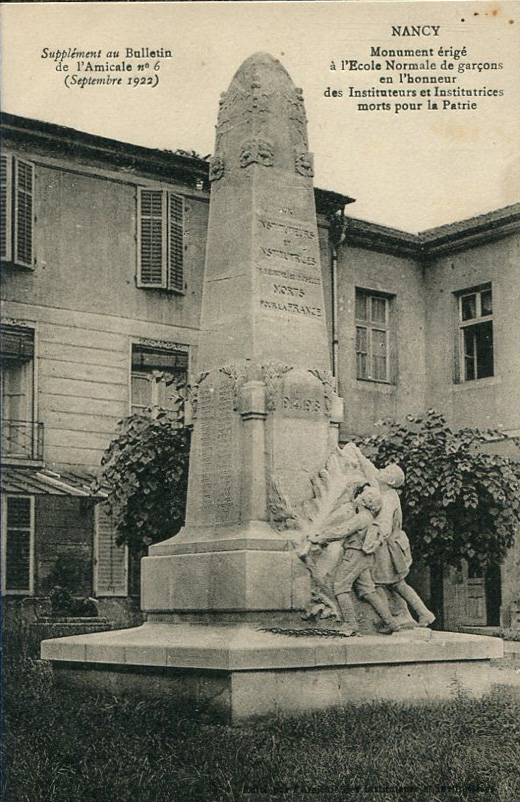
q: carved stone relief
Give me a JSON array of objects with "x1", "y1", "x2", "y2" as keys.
[
  {"x1": 209, "y1": 155, "x2": 225, "y2": 182},
  {"x1": 308, "y1": 369, "x2": 336, "y2": 414},
  {"x1": 220, "y1": 364, "x2": 247, "y2": 411},
  {"x1": 286, "y1": 86, "x2": 309, "y2": 150},
  {"x1": 216, "y1": 74, "x2": 274, "y2": 153},
  {"x1": 239, "y1": 138, "x2": 274, "y2": 168},
  {"x1": 261, "y1": 363, "x2": 292, "y2": 410},
  {"x1": 295, "y1": 151, "x2": 314, "y2": 178},
  {"x1": 215, "y1": 85, "x2": 243, "y2": 152},
  {"x1": 243, "y1": 75, "x2": 273, "y2": 128}
]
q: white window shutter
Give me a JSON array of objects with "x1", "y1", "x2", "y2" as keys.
[
  {"x1": 94, "y1": 505, "x2": 127, "y2": 596},
  {"x1": 1, "y1": 155, "x2": 12, "y2": 261},
  {"x1": 168, "y1": 193, "x2": 184, "y2": 292},
  {"x1": 14, "y1": 159, "x2": 34, "y2": 268},
  {"x1": 138, "y1": 188, "x2": 165, "y2": 287}
]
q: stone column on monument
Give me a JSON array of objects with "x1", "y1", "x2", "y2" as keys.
[{"x1": 142, "y1": 52, "x2": 343, "y2": 616}]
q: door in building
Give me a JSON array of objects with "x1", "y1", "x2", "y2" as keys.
[{"x1": 465, "y1": 560, "x2": 487, "y2": 625}]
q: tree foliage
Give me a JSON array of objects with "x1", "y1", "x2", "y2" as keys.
[
  {"x1": 355, "y1": 409, "x2": 520, "y2": 568},
  {"x1": 93, "y1": 402, "x2": 190, "y2": 552}
]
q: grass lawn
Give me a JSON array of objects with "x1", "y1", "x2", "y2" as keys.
[{"x1": 2, "y1": 650, "x2": 519, "y2": 802}]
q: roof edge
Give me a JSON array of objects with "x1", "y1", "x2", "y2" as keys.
[
  {"x1": 344, "y1": 204, "x2": 520, "y2": 258},
  {"x1": 1, "y1": 112, "x2": 355, "y2": 215},
  {"x1": 3, "y1": 113, "x2": 518, "y2": 257}
]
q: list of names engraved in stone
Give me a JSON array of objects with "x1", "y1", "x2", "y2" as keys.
[
  {"x1": 197, "y1": 376, "x2": 240, "y2": 523},
  {"x1": 197, "y1": 385, "x2": 215, "y2": 519}
]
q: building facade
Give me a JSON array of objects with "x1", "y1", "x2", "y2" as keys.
[{"x1": 2, "y1": 113, "x2": 519, "y2": 633}]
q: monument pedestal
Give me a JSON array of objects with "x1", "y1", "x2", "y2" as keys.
[
  {"x1": 141, "y1": 547, "x2": 307, "y2": 613},
  {"x1": 42, "y1": 624, "x2": 503, "y2": 724}
]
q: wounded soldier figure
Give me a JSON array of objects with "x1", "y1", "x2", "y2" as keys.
[{"x1": 308, "y1": 486, "x2": 401, "y2": 634}]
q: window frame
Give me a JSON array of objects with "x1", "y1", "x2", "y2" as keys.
[
  {"x1": 457, "y1": 284, "x2": 494, "y2": 383},
  {"x1": 1, "y1": 154, "x2": 35, "y2": 269},
  {"x1": 130, "y1": 343, "x2": 189, "y2": 418},
  {"x1": 1, "y1": 325, "x2": 38, "y2": 461},
  {"x1": 131, "y1": 369, "x2": 177, "y2": 417},
  {"x1": 1, "y1": 494, "x2": 35, "y2": 596},
  {"x1": 137, "y1": 187, "x2": 185, "y2": 293},
  {"x1": 354, "y1": 289, "x2": 392, "y2": 384}
]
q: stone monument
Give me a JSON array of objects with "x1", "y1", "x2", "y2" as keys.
[
  {"x1": 42, "y1": 53, "x2": 502, "y2": 723},
  {"x1": 142, "y1": 51, "x2": 344, "y2": 615}
]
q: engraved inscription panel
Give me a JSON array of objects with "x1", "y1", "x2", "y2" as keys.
[
  {"x1": 196, "y1": 372, "x2": 241, "y2": 524},
  {"x1": 279, "y1": 370, "x2": 325, "y2": 419},
  {"x1": 255, "y1": 213, "x2": 324, "y2": 319}
]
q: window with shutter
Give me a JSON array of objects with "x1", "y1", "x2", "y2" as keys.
[
  {"x1": 94, "y1": 504, "x2": 127, "y2": 596},
  {"x1": 137, "y1": 188, "x2": 185, "y2": 291},
  {"x1": 14, "y1": 159, "x2": 34, "y2": 268},
  {"x1": 1, "y1": 154, "x2": 12, "y2": 261},
  {"x1": 1, "y1": 495, "x2": 34, "y2": 595},
  {"x1": 1, "y1": 155, "x2": 35, "y2": 268},
  {"x1": 1, "y1": 326, "x2": 38, "y2": 460},
  {"x1": 168, "y1": 194, "x2": 184, "y2": 292},
  {"x1": 138, "y1": 189, "x2": 165, "y2": 287}
]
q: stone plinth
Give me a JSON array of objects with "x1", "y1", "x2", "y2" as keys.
[
  {"x1": 42, "y1": 624, "x2": 504, "y2": 724},
  {"x1": 141, "y1": 547, "x2": 309, "y2": 613},
  {"x1": 29, "y1": 617, "x2": 111, "y2": 657}
]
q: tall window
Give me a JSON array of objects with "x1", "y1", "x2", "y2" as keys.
[
  {"x1": 131, "y1": 345, "x2": 189, "y2": 417},
  {"x1": 355, "y1": 290, "x2": 390, "y2": 382},
  {"x1": 1, "y1": 496, "x2": 34, "y2": 595},
  {"x1": 1, "y1": 155, "x2": 35, "y2": 268},
  {"x1": 1, "y1": 326, "x2": 41, "y2": 460},
  {"x1": 137, "y1": 189, "x2": 185, "y2": 292},
  {"x1": 458, "y1": 285, "x2": 493, "y2": 382},
  {"x1": 94, "y1": 504, "x2": 127, "y2": 597}
]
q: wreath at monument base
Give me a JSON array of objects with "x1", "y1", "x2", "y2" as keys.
[{"x1": 257, "y1": 627, "x2": 357, "y2": 638}]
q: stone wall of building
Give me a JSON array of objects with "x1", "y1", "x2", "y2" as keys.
[
  {"x1": 2, "y1": 145, "x2": 209, "y2": 471},
  {"x1": 424, "y1": 233, "x2": 520, "y2": 434},
  {"x1": 336, "y1": 243, "x2": 427, "y2": 437}
]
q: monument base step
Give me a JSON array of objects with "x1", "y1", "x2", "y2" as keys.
[{"x1": 41, "y1": 623, "x2": 505, "y2": 724}]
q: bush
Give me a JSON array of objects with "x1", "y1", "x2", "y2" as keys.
[
  {"x1": 93, "y1": 406, "x2": 190, "y2": 552},
  {"x1": 355, "y1": 410, "x2": 520, "y2": 569}
]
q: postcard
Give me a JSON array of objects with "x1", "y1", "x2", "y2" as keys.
[{"x1": 2, "y1": 3, "x2": 519, "y2": 801}]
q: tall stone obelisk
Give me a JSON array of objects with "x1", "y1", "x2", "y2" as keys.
[
  {"x1": 142, "y1": 53, "x2": 343, "y2": 614},
  {"x1": 42, "y1": 53, "x2": 504, "y2": 724}
]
